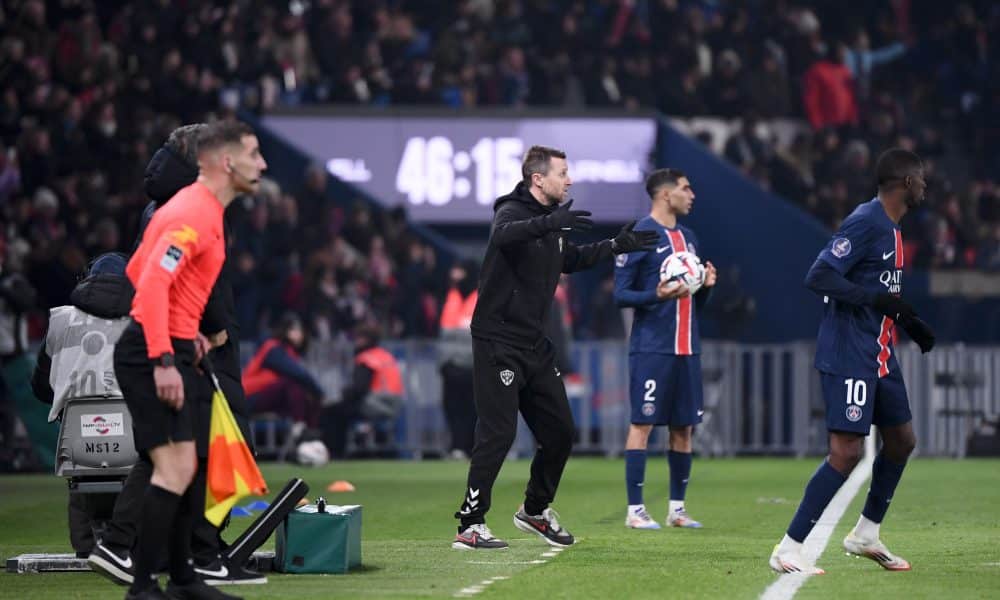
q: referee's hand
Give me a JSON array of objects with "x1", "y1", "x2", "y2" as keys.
[{"x1": 154, "y1": 365, "x2": 185, "y2": 411}]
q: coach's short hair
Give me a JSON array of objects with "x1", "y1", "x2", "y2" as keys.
[
  {"x1": 522, "y1": 145, "x2": 567, "y2": 183},
  {"x1": 645, "y1": 168, "x2": 687, "y2": 198},
  {"x1": 165, "y1": 123, "x2": 207, "y2": 167},
  {"x1": 196, "y1": 120, "x2": 255, "y2": 156},
  {"x1": 876, "y1": 148, "x2": 923, "y2": 189}
]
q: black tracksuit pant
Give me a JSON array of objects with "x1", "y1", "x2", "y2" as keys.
[{"x1": 456, "y1": 337, "x2": 575, "y2": 526}]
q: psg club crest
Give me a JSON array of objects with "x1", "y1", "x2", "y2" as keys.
[
  {"x1": 832, "y1": 237, "x2": 852, "y2": 258},
  {"x1": 642, "y1": 402, "x2": 656, "y2": 417},
  {"x1": 846, "y1": 405, "x2": 863, "y2": 422},
  {"x1": 499, "y1": 369, "x2": 515, "y2": 387}
]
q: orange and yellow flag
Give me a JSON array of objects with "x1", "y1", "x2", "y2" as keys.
[{"x1": 205, "y1": 372, "x2": 267, "y2": 526}]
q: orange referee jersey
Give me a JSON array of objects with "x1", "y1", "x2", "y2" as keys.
[{"x1": 127, "y1": 181, "x2": 226, "y2": 358}]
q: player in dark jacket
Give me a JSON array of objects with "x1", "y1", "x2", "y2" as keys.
[{"x1": 452, "y1": 145, "x2": 657, "y2": 550}]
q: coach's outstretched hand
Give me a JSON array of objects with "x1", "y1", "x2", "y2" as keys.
[
  {"x1": 898, "y1": 314, "x2": 936, "y2": 353},
  {"x1": 611, "y1": 221, "x2": 659, "y2": 254},
  {"x1": 545, "y1": 199, "x2": 594, "y2": 232}
]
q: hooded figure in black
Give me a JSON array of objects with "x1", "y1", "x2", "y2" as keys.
[{"x1": 85, "y1": 124, "x2": 265, "y2": 587}]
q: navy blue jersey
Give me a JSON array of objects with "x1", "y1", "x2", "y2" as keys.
[
  {"x1": 614, "y1": 216, "x2": 702, "y2": 355},
  {"x1": 814, "y1": 198, "x2": 905, "y2": 378}
]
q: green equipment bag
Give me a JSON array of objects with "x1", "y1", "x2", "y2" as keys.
[{"x1": 275, "y1": 503, "x2": 362, "y2": 574}]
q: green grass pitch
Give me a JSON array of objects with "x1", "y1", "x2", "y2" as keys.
[{"x1": 1, "y1": 458, "x2": 997, "y2": 599}]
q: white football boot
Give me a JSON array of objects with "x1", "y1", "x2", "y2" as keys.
[
  {"x1": 625, "y1": 505, "x2": 662, "y2": 529},
  {"x1": 843, "y1": 530, "x2": 911, "y2": 571}
]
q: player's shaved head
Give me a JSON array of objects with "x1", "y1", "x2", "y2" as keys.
[
  {"x1": 875, "y1": 148, "x2": 923, "y2": 190},
  {"x1": 645, "y1": 168, "x2": 687, "y2": 199}
]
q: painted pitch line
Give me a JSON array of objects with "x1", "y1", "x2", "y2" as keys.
[
  {"x1": 760, "y1": 433, "x2": 876, "y2": 600},
  {"x1": 454, "y1": 542, "x2": 570, "y2": 597}
]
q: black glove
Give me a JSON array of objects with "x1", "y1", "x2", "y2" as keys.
[
  {"x1": 544, "y1": 199, "x2": 593, "y2": 232},
  {"x1": 611, "y1": 221, "x2": 659, "y2": 254},
  {"x1": 871, "y1": 293, "x2": 916, "y2": 322},
  {"x1": 897, "y1": 314, "x2": 936, "y2": 353}
]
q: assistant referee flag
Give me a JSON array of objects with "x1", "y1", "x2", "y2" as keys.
[{"x1": 203, "y1": 358, "x2": 267, "y2": 526}]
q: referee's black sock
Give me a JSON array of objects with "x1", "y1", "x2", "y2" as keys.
[
  {"x1": 168, "y1": 486, "x2": 197, "y2": 586},
  {"x1": 130, "y1": 484, "x2": 181, "y2": 594}
]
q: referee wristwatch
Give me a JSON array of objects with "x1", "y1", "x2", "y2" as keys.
[{"x1": 153, "y1": 353, "x2": 175, "y2": 368}]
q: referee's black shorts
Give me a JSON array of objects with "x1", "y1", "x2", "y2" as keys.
[{"x1": 114, "y1": 320, "x2": 207, "y2": 452}]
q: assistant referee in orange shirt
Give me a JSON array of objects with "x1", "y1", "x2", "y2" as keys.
[{"x1": 113, "y1": 121, "x2": 266, "y2": 600}]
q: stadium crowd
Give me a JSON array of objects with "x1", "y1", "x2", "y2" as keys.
[{"x1": 0, "y1": 0, "x2": 997, "y2": 353}]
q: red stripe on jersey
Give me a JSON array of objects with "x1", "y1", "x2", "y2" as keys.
[
  {"x1": 876, "y1": 316, "x2": 893, "y2": 378},
  {"x1": 894, "y1": 229, "x2": 903, "y2": 269},
  {"x1": 667, "y1": 230, "x2": 693, "y2": 355}
]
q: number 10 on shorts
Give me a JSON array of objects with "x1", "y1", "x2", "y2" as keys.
[{"x1": 844, "y1": 378, "x2": 867, "y2": 406}]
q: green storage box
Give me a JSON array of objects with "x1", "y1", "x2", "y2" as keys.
[{"x1": 275, "y1": 504, "x2": 362, "y2": 574}]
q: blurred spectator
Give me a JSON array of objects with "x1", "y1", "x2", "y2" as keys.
[
  {"x1": 801, "y1": 46, "x2": 859, "y2": 130},
  {"x1": 438, "y1": 260, "x2": 478, "y2": 458},
  {"x1": 321, "y1": 323, "x2": 403, "y2": 458},
  {"x1": 243, "y1": 312, "x2": 324, "y2": 432}
]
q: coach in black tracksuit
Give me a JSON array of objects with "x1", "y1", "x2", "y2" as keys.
[{"x1": 452, "y1": 145, "x2": 657, "y2": 550}]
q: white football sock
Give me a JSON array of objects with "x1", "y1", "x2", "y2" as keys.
[
  {"x1": 854, "y1": 514, "x2": 880, "y2": 540},
  {"x1": 777, "y1": 533, "x2": 803, "y2": 554},
  {"x1": 628, "y1": 504, "x2": 646, "y2": 514},
  {"x1": 669, "y1": 500, "x2": 685, "y2": 513}
]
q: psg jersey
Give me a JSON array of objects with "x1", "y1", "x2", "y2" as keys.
[
  {"x1": 814, "y1": 198, "x2": 905, "y2": 378},
  {"x1": 614, "y1": 216, "x2": 703, "y2": 355}
]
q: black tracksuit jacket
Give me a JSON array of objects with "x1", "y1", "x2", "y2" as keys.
[{"x1": 470, "y1": 182, "x2": 612, "y2": 349}]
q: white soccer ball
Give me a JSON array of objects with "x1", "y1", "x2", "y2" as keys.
[
  {"x1": 296, "y1": 440, "x2": 330, "y2": 466},
  {"x1": 659, "y1": 251, "x2": 705, "y2": 295}
]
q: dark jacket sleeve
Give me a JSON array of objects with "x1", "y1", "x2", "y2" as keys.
[
  {"x1": 341, "y1": 364, "x2": 375, "y2": 410},
  {"x1": 804, "y1": 257, "x2": 875, "y2": 306},
  {"x1": 260, "y1": 346, "x2": 325, "y2": 398},
  {"x1": 562, "y1": 240, "x2": 614, "y2": 273},
  {"x1": 490, "y1": 204, "x2": 552, "y2": 247},
  {"x1": 199, "y1": 271, "x2": 229, "y2": 336},
  {"x1": 31, "y1": 341, "x2": 54, "y2": 405}
]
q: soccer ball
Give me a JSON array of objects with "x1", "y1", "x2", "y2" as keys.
[
  {"x1": 659, "y1": 251, "x2": 705, "y2": 295},
  {"x1": 296, "y1": 440, "x2": 330, "y2": 466}
]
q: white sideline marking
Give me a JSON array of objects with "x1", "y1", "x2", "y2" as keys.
[
  {"x1": 760, "y1": 433, "x2": 876, "y2": 600},
  {"x1": 454, "y1": 542, "x2": 568, "y2": 596}
]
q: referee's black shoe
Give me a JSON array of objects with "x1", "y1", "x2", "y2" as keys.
[
  {"x1": 513, "y1": 505, "x2": 575, "y2": 547},
  {"x1": 194, "y1": 556, "x2": 267, "y2": 585},
  {"x1": 89, "y1": 540, "x2": 135, "y2": 585}
]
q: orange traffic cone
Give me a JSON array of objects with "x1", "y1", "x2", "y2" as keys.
[{"x1": 327, "y1": 480, "x2": 356, "y2": 492}]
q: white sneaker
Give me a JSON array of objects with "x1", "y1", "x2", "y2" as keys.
[
  {"x1": 625, "y1": 506, "x2": 661, "y2": 529},
  {"x1": 769, "y1": 544, "x2": 826, "y2": 575},
  {"x1": 666, "y1": 507, "x2": 703, "y2": 528},
  {"x1": 843, "y1": 531, "x2": 911, "y2": 571}
]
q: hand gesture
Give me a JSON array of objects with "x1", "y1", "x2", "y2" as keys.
[
  {"x1": 703, "y1": 261, "x2": 717, "y2": 288},
  {"x1": 545, "y1": 199, "x2": 594, "y2": 232},
  {"x1": 611, "y1": 221, "x2": 659, "y2": 254},
  {"x1": 154, "y1": 365, "x2": 185, "y2": 411}
]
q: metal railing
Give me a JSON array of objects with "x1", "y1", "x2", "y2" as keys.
[{"x1": 302, "y1": 340, "x2": 1000, "y2": 458}]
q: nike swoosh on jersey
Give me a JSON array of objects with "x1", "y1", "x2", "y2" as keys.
[
  {"x1": 656, "y1": 246, "x2": 671, "y2": 254},
  {"x1": 882, "y1": 250, "x2": 895, "y2": 260}
]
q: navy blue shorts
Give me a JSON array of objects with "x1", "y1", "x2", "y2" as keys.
[
  {"x1": 820, "y1": 368, "x2": 912, "y2": 435},
  {"x1": 629, "y1": 353, "x2": 703, "y2": 426}
]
